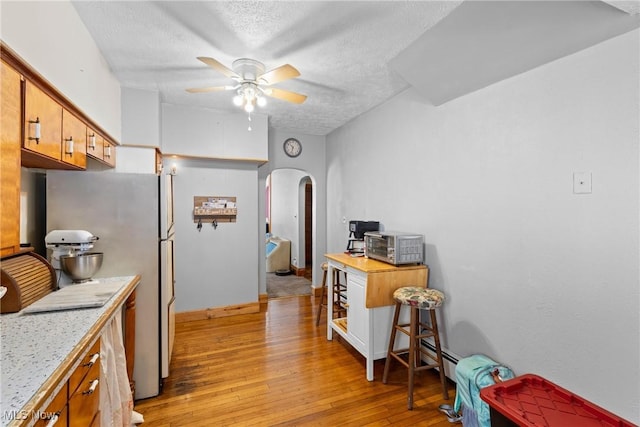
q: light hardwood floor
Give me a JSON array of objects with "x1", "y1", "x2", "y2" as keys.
[{"x1": 134, "y1": 296, "x2": 456, "y2": 426}]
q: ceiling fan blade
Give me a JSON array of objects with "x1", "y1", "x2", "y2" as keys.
[
  {"x1": 186, "y1": 85, "x2": 234, "y2": 94},
  {"x1": 265, "y1": 87, "x2": 307, "y2": 104},
  {"x1": 259, "y1": 64, "x2": 300, "y2": 85},
  {"x1": 197, "y1": 56, "x2": 239, "y2": 80}
]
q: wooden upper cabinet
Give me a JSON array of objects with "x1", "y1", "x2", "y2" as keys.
[
  {"x1": 3, "y1": 43, "x2": 118, "y2": 171},
  {"x1": 87, "y1": 128, "x2": 117, "y2": 168},
  {"x1": 102, "y1": 141, "x2": 116, "y2": 168},
  {"x1": 62, "y1": 109, "x2": 87, "y2": 169},
  {"x1": 1, "y1": 60, "x2": 23, "y2": 257},
  {"x1": 23, "y1": 80, "x2": 63, "y2": 160},
  {"x1": 86, "y1": 127, "x2": 105, "y2": 161}
]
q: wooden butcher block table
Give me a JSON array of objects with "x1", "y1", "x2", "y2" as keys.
[{"x1": 324, "y1": 253, "x2": 428, "y2": 381}]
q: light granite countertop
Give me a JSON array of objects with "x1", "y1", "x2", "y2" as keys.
[{"x1": 0, "y1": 276, "x2": 139, "y2": 427}]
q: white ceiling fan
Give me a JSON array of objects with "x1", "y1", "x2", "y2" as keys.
[{"x1": 186, "y1": 57, "x2": 307, "y2": 113}]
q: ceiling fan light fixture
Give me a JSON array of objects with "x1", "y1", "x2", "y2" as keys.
[
  {"x1": 233, "y1": 82, "x2": 266, "y2": 114},
  {"x1": 188, "y1": 56, "x2": 306, "y2": 122}
]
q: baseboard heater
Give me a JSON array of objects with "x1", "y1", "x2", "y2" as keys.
[
  {"x1": 421, "y1": 338, "x2": 459, "y2": 364},
  {"x1": 420, "y1": 338, "x2": 460, "y2": 382}
]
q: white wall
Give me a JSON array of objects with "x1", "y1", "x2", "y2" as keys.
[
  {"x1": 326, "y1": 29, "x2": 639, "y2": 422},
  {"x1": 0, "y1": 1, "x2": 121, "y2": 141},
  {"x1": 160, "y1": 104, "x2": 267, "y2": 312},
  {"x1": 117, "y1": 87, "x2": 162, "y2": 174},
  {"x1": 259, "y1": 130, "x2": 327, "y2": 289},
  {"x1": 121, "y1": 87, "x2": 161, "y2": 147},
  {"x1": 171, "y1": 158, "x2": 259, "y2": 311},
  {"x1": 162, "y1": 104, "x2": 268, "y2": 161},
  {"x1": 115, "y1": 146, "x2": 157, "y2": 174}
]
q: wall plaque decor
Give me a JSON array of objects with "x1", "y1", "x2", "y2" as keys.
[{"x1": 193, "y1": 196, "x2": 237, "y2": 224}]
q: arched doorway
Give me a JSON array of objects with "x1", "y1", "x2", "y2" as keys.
[{"x1": 266, "y1": 168, "x2": 316, "y2": 298}]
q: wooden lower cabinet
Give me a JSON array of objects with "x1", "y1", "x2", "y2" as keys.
[
  {"x1": 68, "y1": 339, "x2": 101, "y2": 426},
  {"x1": 68, "y1": 340, "x2": 100, "y2": 398},
  {"x1": 35, "y1": 339, "x2": 100, "y2": 427},
  {"x1": 89, "y1": 412, "x2": 101, "y2": 427},
  {"x1": 124, "y1": 290, "x2": 136, "y2": 395},
  {"x1": 68, "y1": 368, "x2": 100, "y2": 426},
  {"x1": 33, "y1": 383, "x2": 67, "y2": 427},
  {"x1": 30, "y1": 289, "x2": 136, "y2": 426}
]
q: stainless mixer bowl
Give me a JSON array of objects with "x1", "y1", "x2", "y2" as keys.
[{"x1": 60, "y1": 252, "x2": 103, "y2": 281}]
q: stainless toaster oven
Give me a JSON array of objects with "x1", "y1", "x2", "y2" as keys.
[{"x1": 364, "y1": 231, "x2": 424, "y2": 265}]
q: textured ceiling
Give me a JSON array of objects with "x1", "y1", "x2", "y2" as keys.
[
  {"x1": 71, "y1": 1, "x2": 462, "y2": 136},
  {"x1": 71, "y1": 1, "x2": 638, "y2": 136}
]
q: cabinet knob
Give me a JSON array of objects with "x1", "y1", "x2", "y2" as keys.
[
  {"x1": 28, "y1": 117, "x2": 41, "y2": 143},
  {"x1": 105, "y1": 145, "x2": 111, "y2": 158},
  {"x1": 83, "y1": 352, "x2": 99, "y2": 367},
  {"x1": 44, "y1": 413, "x2": 59, "y2": 427},
  {"x1": 88, "y1": 133, "x2": 96, "y2": 150},
  {"x1": 82, "y1": 379, "x2": 99, "y2": 395},
  {"x1": 64, "y1": 136, "x2": 74, "y2": 155}
]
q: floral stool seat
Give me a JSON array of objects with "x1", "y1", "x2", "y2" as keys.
[
  {"x1": 392, "y1": 287, "x2": 444, "y2": 309},
  {"x1": 382, "y1": 286, "x2": 449, "y2": 410}
]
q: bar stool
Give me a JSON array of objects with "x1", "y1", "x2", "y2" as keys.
[
  {"x1": 382, "y1": 287, "x2": 448, "y2": 410},
  {"x1": 315, "y1": 263, "x2": 347, "y2": 326}
]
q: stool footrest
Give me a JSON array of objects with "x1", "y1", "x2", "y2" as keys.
[
  {"x1": 388, "y1": 352, "x2": 442, "y2": 371},
  {"x1": 393, "y1": 324, "x2": 437, "y2": 340}
]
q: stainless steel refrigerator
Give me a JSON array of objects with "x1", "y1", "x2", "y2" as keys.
[{"x1": 46, "y1": 170, "x2": 175, "y2": 400}]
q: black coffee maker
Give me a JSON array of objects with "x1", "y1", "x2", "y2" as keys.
[{"x1": 347, "y1": 220, "x2": 379, "y2": 253}]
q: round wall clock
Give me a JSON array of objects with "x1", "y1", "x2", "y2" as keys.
[{"x1": 283, "y1": 138, "x2": 302, "y2": 158}]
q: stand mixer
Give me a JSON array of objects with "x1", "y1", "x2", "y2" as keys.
[{"x1": 45, "y1": 230, "x2": 102, "y2": 286}]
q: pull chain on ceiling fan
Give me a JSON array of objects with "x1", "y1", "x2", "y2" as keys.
[{"x1": 187, "y1": 56, "x2": 307, "y2": 115}]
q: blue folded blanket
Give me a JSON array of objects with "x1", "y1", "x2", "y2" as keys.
[{"x1": 453, "y1": 354, "x2": 515, "y2": 427}]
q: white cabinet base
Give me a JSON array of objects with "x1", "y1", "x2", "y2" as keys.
[{"x1": 327, "y1": 262, "x2": 410, "y2": 381}]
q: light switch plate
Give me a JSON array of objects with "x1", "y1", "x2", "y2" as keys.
[{"x1": 573, "y1": 172, "x2": 592, "y2": 194}]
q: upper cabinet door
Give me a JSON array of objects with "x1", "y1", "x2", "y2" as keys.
[
  {"x1": 86, "y1": 127, "x2": 104, "y2": 161},
  {"x1": 62, "y1": 109, "x2": 87, "y2": 169},
  {"x1": 102, "y1": 141, "x2": 116, "y2": 168},
  {"x1": 24, "y1": 80, "x2": 63, "y2": 160},
  {"x1": 1, "y1": 60, "x2": 23, "y2": 256}
]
